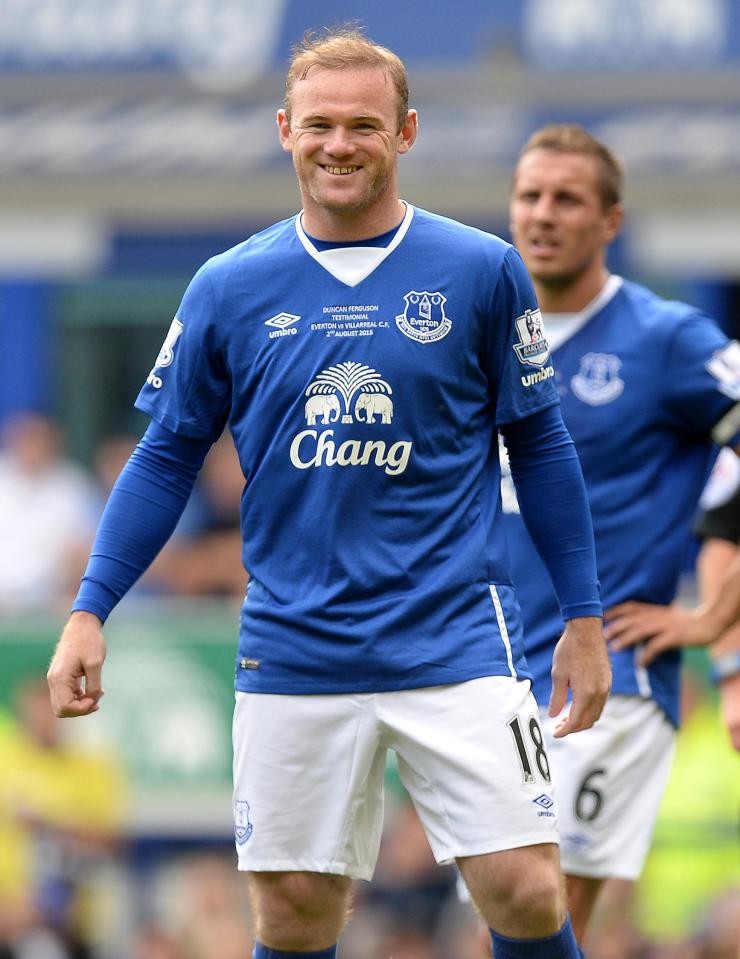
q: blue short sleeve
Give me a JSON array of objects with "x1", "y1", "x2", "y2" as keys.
[
  {"x1": 492, "y1": 248, "x2": 559, "y2": 426},
  {"x1": 662, "y1": 312, "x2": 740, "y2": 438},
  {"x1": 135, "y1": 262, "x2": 230, "y2": 441}
]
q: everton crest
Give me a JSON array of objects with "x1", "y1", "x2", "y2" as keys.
[
  {"x1": 234, "y1": 799, "x2": 254, "y2": 845},
  {"x1": 396, "y1": 291, "x2": 452, "y2": 343},
  {"x1": 571, "y1": 352, "x2": 625, "y2": 406},
  {"x1": 513, "y1": 309, "x2": 550, "y2": 367}
]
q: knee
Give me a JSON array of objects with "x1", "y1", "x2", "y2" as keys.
[
  {"x1": 505, "y1": 865, "x2": 565, "y2": 929},
  {"x1": 249, "y1": 872, "x2": 351, "y2": 949},
  {"x1": 459, "y1": 846, "x2": 567, "y2": 937}
]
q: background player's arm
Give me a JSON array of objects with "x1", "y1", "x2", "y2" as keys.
[
  {"x1": 701, "y1": 540, "x2": 740, "y2": 750},
  {"x1": 605, "y1": 545, "x2": 740, "y2": 662},
  {"x1": 606, "y1": 538, "x2": 740, "y2": 751}
]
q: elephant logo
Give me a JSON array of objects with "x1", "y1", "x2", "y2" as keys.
[
  {"x1": 354, "y1": 392, "x2": 393, "y2": 424},
  {"x1": 396, "y1": 291, "x2": 452, "y2": 343},
  {"x1": 303, "y1": 362, "x2": 393, "y2": 425},
  {"x1": 305, "y1": 394, "x2": 341, "y2": 425}
]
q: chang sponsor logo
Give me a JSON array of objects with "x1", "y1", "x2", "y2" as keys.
[{"x1": 289, "y1": 361, "x2": 412, "y2": 476}]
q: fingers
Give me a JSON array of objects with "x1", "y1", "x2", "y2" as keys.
[
  {"x1": 603, "y1": 601, "x2": 645, "y2": 621},
  {"x1": 548, "y1": 671, "x2": 568, "y2": 722},
  {"x1": 604, "y1": 603, "x2": 665, "y2": 649},
  {"x1": 47, "y1": 661, "x2": 103, "y2": 718},
  {"x1": 606, "y1": 621, "x2": 655, "y2": 650},
  {"x1": 47, "y1": 614, "x2": 106, "y2": 719},
  {"x1": 552, "y1": 689, "x2": 606, "y2": 738}
]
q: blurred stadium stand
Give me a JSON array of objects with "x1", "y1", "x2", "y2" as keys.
[{"x1": 1, "y1": 3, "x2": 739, "y2": 956}]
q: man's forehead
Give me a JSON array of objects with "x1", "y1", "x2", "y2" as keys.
[
  {"x1": 516, "y1": 151, "x2": 599, "y2": 188},
  {"x1": 294, "y1": 63, "x2": 389, "y2": 92},
  {"x1": 289, "y1": 69, "x2": 398, "y2": 124}
]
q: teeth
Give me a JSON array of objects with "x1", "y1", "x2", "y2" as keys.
[{"x1": 325, "y1": 166, "x2": 358, "y2": 175}]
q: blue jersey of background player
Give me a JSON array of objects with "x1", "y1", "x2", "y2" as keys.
[
  {"x1": 504, "y1": 123, "x2": 740, "y2": 944},
  {"x1": 48, "y1": 34, "x2": 611, "y2": 959},
  {"x1": 606, "y1": 448, "x2": 740, "y2": 751}
]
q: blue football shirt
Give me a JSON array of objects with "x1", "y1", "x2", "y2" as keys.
[
  {"x1": 501, "y1": 277, "x2": 740, "y2": 726},
  {"x1": 135, "y1": 205, "x2": 562, "y2": 694}
]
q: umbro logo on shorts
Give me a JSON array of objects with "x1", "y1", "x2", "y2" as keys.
[{"x1": 533, "y1": 794, "x2": 555, "y2": 817}]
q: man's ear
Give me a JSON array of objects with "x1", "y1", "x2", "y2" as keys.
[
  {"x1": 604, "y1": 202, "x2": 624, "y2": 244},
  {"x1": 397, "y1": 110, "x2": 418, "y2": 156},
  {"x1": 277, "y1": 109, "x2": 292, "y2": 152}
]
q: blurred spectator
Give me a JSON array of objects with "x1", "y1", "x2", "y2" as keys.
[
  {"x1": 175, "y1": 853, "x2": 253, "y2": 959},
  {"x1": 79, "y1": 431, "x2": 246, "y2": 603},
  {"x1": 165, "y1": 435, "x2": 246, "y2": 601},
  {"x1": 0, "y1": 413, "x2": 97, "y2": 612},
  {"x1": 0, "y1": 676, "x2": 127, "y2": 957},
  {"x1": 132, "y1": 925, "x2": 183, "y2": 959},
  {"x1": 140, "y1": 852, "x2": 253, "y2": 959}
]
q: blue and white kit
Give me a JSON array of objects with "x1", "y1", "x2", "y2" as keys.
[
  {"x1": 502, "y1": 276, "x2": 740, "y2": 726},
  {"x1": 77, "y1": 204, "x2": 601, "y2": 695}
]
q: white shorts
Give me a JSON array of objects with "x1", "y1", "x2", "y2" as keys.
[
  {"x1": 542, "y1": 695, "x2": 676, "y2": 881},
  {"x1": 232, "y1": 677, "x2": 560, "y2": 880}
]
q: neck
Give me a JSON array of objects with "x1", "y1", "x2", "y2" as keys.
[
  {"x1": 535, "y1": 265, "x2": 611, "y2": 314},
  {"x1": 301, "y1": 198, "x2": 406, "y2": 243}
]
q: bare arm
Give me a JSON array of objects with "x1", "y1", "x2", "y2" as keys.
[
  {"x1": 699, "y1": 540, "x2": 740, "y2": 751},
  {"x1": 606, "y1": 537, "x2": 740, "y2": 751},
  {"x1": 605, "y1": 541, "x2": 740, "y2": 664}
]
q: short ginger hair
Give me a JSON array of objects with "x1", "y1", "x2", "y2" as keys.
[
  {"x1": 284, "y1": 26, "x2": 410, "y2": 132},
  {"x1": 517, "y1": 124, "x2": 624, "y2": 209}
]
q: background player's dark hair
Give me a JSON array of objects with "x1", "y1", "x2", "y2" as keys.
[
  {"x1": 284, "y1": 25, "x2": 410, "y2": 133},
  {"x1": 517, "y1": 124, "x2": 624, "y2": 210}
]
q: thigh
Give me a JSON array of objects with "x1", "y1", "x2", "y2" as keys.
[
  {"x1": 543, "y1": 695, "x2": 676, "y2": 880},
  {"x1": 381, "y1": 677, "x2": 560, "y2": 864},
  {"x1": 232, "y1": 691, "x2": 386, "y2": 880}
]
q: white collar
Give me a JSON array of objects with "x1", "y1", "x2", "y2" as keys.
[
  {"x1": 294, "y1": 203, "x2": 415, "y2": 287},
  {"x1": 543, "y1": 275, "x2": 623, "y2": 351}
]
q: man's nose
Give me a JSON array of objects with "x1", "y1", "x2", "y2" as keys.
[
  {"x1": 532, "y1": 196, "x2": 556, "y2": 221},
  {"x1": 324, "y1": 126, "x2": 356, "y2": 155}
]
